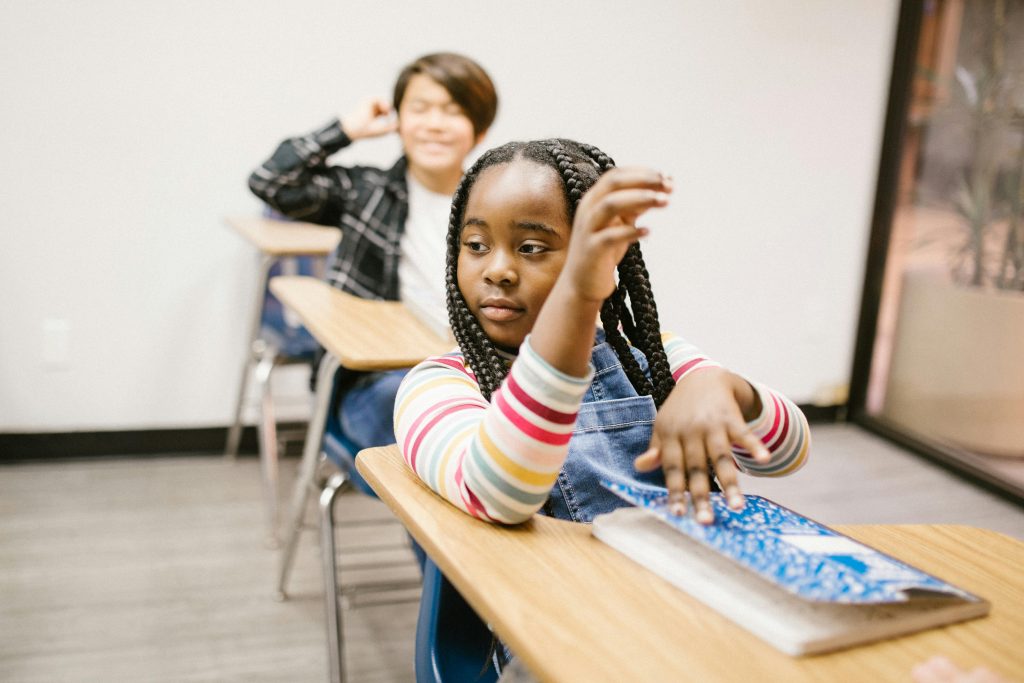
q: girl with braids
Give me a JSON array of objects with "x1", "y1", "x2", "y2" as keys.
[{"x1": 394, "y1": 138, "x2": 810, "y2": 527}]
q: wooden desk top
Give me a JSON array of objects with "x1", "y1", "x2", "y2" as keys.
[
  {"x1": 269, "y1": 276, "x2": 453, "y2": 371},
  {"x1": 357, "y1": 445, "x2": 1024, "y2": 682},
  {"x1": 226, "y1": 215, "x2": 341, "y2": 256}
]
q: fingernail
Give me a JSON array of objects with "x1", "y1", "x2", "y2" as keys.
[
  {"x1": 697, "y1": 507, "x2": 713, "y2": 524},
  {"x1": 728, "y1": 494, "x2": 745, "y2": 510},
  {"x1": 669, "y1": 494, "x2": 686, "y2": 517},
  {"x1": 655, "y1": 192, "x2": 669, "y2": 203}
]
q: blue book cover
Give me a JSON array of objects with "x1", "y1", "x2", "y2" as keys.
[{"x1": 601, "y1": 479, "x2": 978, "y2": 605}]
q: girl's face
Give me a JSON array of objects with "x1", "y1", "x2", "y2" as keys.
[{"x1": 457, "y1": 159, "x2": 572, "y2": 350}]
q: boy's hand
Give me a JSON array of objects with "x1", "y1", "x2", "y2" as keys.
[
  {"x1": 563, "y1": 167, "x2": 671, "y2": 302},
  {"x1": 634, "y1": 368, "x2": 769, "y2": 524},
  {"x1": 341, "y1": 98, "x2": 399, "y2": 140}
]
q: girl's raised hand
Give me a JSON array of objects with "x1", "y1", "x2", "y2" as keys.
[
  {"x1": 634, "y1": 368, "x2": 771, "y2": 524},
  {"x1": 564, "y1": 167, "x2": 672, "y2": 302},
  {"x1": 341, "y1": 98, "x2": 399, "y2": 140}
]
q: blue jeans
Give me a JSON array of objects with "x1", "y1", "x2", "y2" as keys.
[
  {"x1": 337, "y1": 369, "x2": 408, "y2": 452},
  {"x1": 336, "y1": 368, "x2": 426, "y2": 570}
]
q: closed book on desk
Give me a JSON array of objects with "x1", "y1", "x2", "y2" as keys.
[{"x1": 591, "y1": 481, "x2": 989, "y2": 656}]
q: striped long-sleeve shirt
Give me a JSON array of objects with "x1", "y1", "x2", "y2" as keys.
[{"x1": 394, "y1": 332, "x2": 810, "y2": 524}]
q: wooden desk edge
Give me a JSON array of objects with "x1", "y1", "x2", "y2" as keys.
[
  {"x1": 268, "y1": 275, "x2": 453, "y2": 370},
  {"x1": 225, "y1": 215, "x2": 341, "y2": 256}
]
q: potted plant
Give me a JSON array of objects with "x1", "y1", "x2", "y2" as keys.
[{"x1": 882, "y1": 0, "x2": 1024, "y2": 457}]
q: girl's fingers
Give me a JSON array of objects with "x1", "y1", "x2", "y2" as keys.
[
  {"x1": 595, "y1": 166, "x2": 672, "y2": 194},
  {"x1": 729, "y1": 421, "x2": 770, "y2": 464},
  {"x1": 578, "y1": 167, "x2": 671, "y2": 221},
  {"x1": 706, "y1": 430, "x2": 745, "y2": 511},
  {"x1": 634, "y1": 433, "x2": 662, "y2": 472},
  {"x1": 592, "y1": 226, "x2": 649, "y2": 250},
  {"x1": 658, "y1": 439, "x2": 687, "y2": 516},
  {"x1": 682, "y1": 437, "x2": 713, "y2": 524},
  {"x1": 585, "y1": 189, "x2": 669, "y2": 231}
]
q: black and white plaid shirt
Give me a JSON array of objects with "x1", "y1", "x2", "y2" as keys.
[{"x1": 248, "y1": 119, "x2": 409, "y2": 301}]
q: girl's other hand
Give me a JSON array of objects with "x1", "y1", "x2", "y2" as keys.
[
  {"x1": 341, "y1": 98, "x2": 399, "y2": 140},
  {"x1": 564, "y1": 167, "x2": 671, "y2": 302},
  {"x1": 634, "y1": 368, "x2": 770, "y2": 524}
]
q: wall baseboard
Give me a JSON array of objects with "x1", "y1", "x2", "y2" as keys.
[
  {"x1": 0, "y1": 424, "x2": 307, "y2": 462},
  {"x1": 799, "y1": 403, "x2": 847, "y2": 424},
  {"x1": 0, "y1": 405, "x2": 841, "y2": 462}
]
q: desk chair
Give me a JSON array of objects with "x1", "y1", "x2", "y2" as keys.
[
  {"x1": 268, "y1": 275, "x2": 451, "y2": 683},
  {"x1": 278, "y1": 355, "x2": 421, "y2": 683},
  {"x1": 224, "y1": 215, "x2": 340, "y2": 543},
  {"x1": 416, "y1": 558, "x2": 499, "y2": 683}
]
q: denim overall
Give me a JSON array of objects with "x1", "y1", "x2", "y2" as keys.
[{"x1": 543, "y1": 332, "x2": 667, "y2": 523}]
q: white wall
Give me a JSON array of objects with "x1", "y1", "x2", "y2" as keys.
[{"x1": 0, "y1": 0, "x2": 898, "y2": 432}]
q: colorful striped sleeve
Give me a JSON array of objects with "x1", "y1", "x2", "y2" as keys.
[
  {"x1": 662, "y1": 331, "x2": 810, "y2": 477},
  {"x1": 394, "y1": 337, "x2": 593, "y2": 524}
]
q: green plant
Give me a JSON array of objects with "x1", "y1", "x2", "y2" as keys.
[{"x1": 946, "y1": 0, "x2": 1024, "y2": 292}]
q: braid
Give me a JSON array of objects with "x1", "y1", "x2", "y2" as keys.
[
  {"x1": 445, "y1": 138, "x2": 674, "y2": 408},
  {"x1": 445, "y1": 154, "x2": 509, "y2": 400},
  {"x1": 617, "y1": 244, "x2": 675, "y2": 406},
  {"x1": 599, "y1": 293, "x2": 656, "y2": 399}
]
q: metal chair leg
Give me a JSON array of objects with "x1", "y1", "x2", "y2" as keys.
[
  {"x1": 277, "y1": 354, "x2": 341, "y2": 600},
  {"x1": 255, "y1": 343, "x2": 281, "y2": 545},
  {"x1": 224, "y1": 353, "x2": 252, "y2": 460},
  {"x1": 320, "y1": 473, "x2": 348, "y2": 683},
  {"x1": 225, "y1": 254, "x2": 277, "y2": 459}
]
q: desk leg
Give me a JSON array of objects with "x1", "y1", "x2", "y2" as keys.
[
  {"x1": 255, "y1": 343, "x2": 281, "y2": 544},
  {"x1": 225, "y1": 254, "x2": 277, "y2": 459},
  {"x1": 320, "y1": 473, "x2": 348, "y2": 683},
  {"x1": 277, "y1": 353, "x2": 340, "y2": 600}
]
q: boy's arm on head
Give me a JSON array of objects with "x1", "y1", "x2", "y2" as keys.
[
  {"x1": 247, "y1": 119, "x2": 354, "y2": 223},
  {"x1": 662, "y1": 332, "x2": 810, "y2": 477},
  {"x1": 340, "y1": 98, "x2": 398, "y2": 141},
  {"x1": 394, "y1": 341, "x2": 592, "y2": 525}
]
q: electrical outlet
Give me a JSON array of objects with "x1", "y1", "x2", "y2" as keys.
[{"x1": 42, "y1": 318, "x2": 71, "y2": 369}]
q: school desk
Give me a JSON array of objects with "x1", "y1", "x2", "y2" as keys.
[
  {"x1": 269, "y1": 274, "x2": 452, "y2": 682},
  {"x1": 356, "y1": 443, "x2": 1024, "y2": 683},
  {"x1": 225, "y1": 216, "x2": 341, "y2": 456},
  {"x1": 224, "y1": 215, "x2": 343, "y2": 541}
]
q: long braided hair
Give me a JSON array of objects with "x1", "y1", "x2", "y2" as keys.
[{"x1": 445, "y1": 139, "x2": 676, "y2": 407}]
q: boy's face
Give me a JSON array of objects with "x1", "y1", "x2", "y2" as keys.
[
  {"x1": 457, "y1": 160, "x2": 571, "y2": 350},
  {"x1": 398, "y1": 74, "x2": 478, "y2": 179}
]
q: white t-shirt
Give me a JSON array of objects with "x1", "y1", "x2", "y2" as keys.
[{"x1": 399, "y1": 172, "x2": 453, "y2": 339}]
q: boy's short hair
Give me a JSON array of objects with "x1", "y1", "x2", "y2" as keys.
[{"x1": 393, "y1": 52, "x2": 498, "y2": 138}]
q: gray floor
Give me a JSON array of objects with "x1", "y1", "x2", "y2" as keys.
[{"x1": 0, "y1": 423, "x2": 1022, "y2": 682}]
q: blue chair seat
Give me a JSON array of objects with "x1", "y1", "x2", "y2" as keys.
[
  {"x1": 259, "y1": 322, "x2": 319, "y2": 360},
  {"x1": 322, "y1": 410, "x2": 377, "y2": 498},
  {"x1": 260, "y1": 256, "x2": 321, "y2": 359},
  {"x1": 416, "y1": 558, "x2": 498, "y2": 683}
]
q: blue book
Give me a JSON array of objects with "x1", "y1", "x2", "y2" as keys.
[{"x1": 591, "y1": 480, "x2": 990, "y2": 655}]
